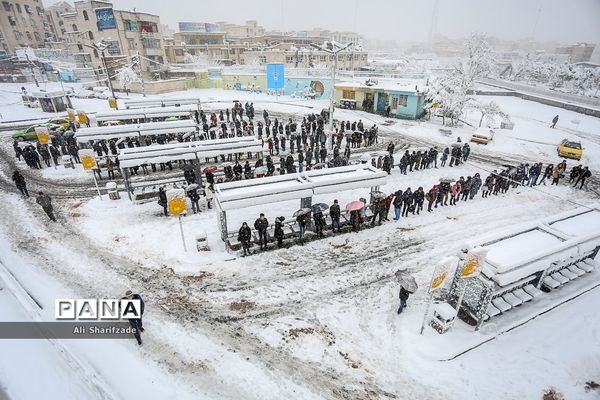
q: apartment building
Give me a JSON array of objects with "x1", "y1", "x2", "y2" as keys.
[{"x1": 0, "y1": 0, "x2": 49, "y2": 54}]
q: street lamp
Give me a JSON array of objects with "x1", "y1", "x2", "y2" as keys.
[
  {"x1": 84, "y1": 40, "x2": 117, "y2": 100},
  {"x1": 310, "y1": 41, "x2": 352, "y2": 137}
]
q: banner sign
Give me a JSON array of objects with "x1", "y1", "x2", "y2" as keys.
[
  {"x1": 459, "y1": 247, "x2": 488, "y2": 279},
  {"x1": 430, "y1": 256, "x2": 458, "y2": 292},
  {"x1": 96, "y1": 8, "x2": 116, "y2": 30},
  {"x1": 79, "y1": 149, "x2": 97, "y2": 171},
  {"x1": 266, "y1": 63, "x2": 285, "y2": 89},
  {"x1": 167, "y1": 188, "x2": 187, "y2": 216},
  {"x1": 35, "y1": 127, "x2": 50, "y2": 145}
]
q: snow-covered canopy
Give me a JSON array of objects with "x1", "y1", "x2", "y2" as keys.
[
  {"x1": 95, "y1": 105, "x2": 199, "y2": 123},
  {"x1": 75, "y1": 119, "x2": 198, "y2": 143},
  {"x1": 215, "y1": 164, "x2": 387, "y2": 212},
  {"x1": 118, "y1": 136, "x2": 263, "y2": 168},
  {"x1": 123, "y1": 97, "x2": 202, "y2": 110},
  {"x1": 470, "y1": 204, "x2": 600, "y2": 287}
]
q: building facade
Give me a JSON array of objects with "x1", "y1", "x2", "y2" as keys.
[
  {"x1": 53, "y1": 0, "x2": 167, "y2": 80},
  {"x1": 0, "y1": 0, "x2": 50, "y2": 54},
  {"x1": 556, "y1": 43, "x2": 596, "y2": 63}
]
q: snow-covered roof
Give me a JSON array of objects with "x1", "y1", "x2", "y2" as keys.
[
  {"x1": 215, "y1": 164, "x2": 387, "y2": 211},
  {"x1": 471, "y1": 204, "x2": 600, "y2": 287},
  {"x1": 95, "y1": 105, "x2": 199, "y2": 122},
  {"x1": 335, "y1": 79, "x2": 427, "y2": 94},
  {"x1": 75, "y1": 120, "x2": 197, "y2": 143},
  {"x1": 118, "y1": 136, "x2": 263, "y2": 168}
]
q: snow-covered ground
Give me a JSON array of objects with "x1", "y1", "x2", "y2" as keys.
[{"x1": 1, "y1": 83, "x2": 600, "y2": 400}]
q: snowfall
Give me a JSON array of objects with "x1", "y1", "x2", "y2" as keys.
[{"x1": 0, "y1": 81, "x2": 599, "y2": 400}]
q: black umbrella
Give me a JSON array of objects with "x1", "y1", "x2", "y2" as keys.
[
  {"x1": 293, "y1": 208, "x2": 311, "y2": 217},
  {"x1": 311, "y1": 203, "x2": 329, "y2": 213}
]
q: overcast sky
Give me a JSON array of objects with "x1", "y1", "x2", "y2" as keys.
[{"x1": 47, "y1": 0, "x2": 600, "y2": 44}]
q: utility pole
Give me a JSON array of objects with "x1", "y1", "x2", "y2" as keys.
[
  {"x1": 25, "y1": 52, "x2": 39, "y2": 87},
  {"x1": 85, "y1": 41, "x2": 117, "y2": 108},
  {"x1": 135, "y1": 52, "x2": 146, "y2": 97},
  {"x1": 310, "y1": 41, "x2": 352, "y2": 141}
]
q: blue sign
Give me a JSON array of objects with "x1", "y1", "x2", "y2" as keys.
[
  {"x1": 266, "y1": 63, "x2": 284, "y2": 89},
  {"x1": 96, "y1": 8, "x2": 116, "y2": 30}
]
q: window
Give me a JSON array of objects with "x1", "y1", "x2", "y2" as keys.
[
  {"x1": 285, "y1": 55, "x2": 294, "y2": 64},
  {"x1": 72, "y1": 24, "x2": 77, "y2": 31},
  {"x1": 24, "y1": 4, "x2": 31, "y2": 13},
  {"x1": 141, "y1": 37, "x2": 159, "y2": 49},
  {"x1": 297, "y1": 55, "x2": 303, "y2": 62},
  {"x1": 55, "y1": 11, "x2": 59, "y2": 17},
  {"x1": 319, "y1": 55, "x2": 326, "y2": 61},
  {"x1": 174, "y1": 49, "x2": 183, "y2": 56},
  {"x1": 127, "y1": 38, "x2": 135, "y2": 49},
  {"x1": 83, "y1": 10, "x2": 88, "y2": 20},
  {"x1": 8, "y1": 16, "x2": 17, "y2": 26},
  {"x1": 77, "y1": 43, "x2": 83, "y2": 51},
  {"x1": 36, "y1": 6, "x2": 42, "y2": 15},
  {"x1": 14, "y1": 30, "x2": 22, "y2": 40},
  {"x1": 258, "y1": 55, "x2": 266, "y2": 64},
  {"x1": 58, "y1": 20, "x2": 63, "y2": 26},
  {"x1": 33, "y1": 31, "x2": 40, "y2": 41},
  {"x1": 60, "y1": 28, "x2": 65, "y2": 34},
  {"x1": 342, "y1": 90, "x2": 355, "y2": 99},
  {"x1": 25, "y1": 31, "x2": 32, "y2": 40},
  {"x1": 88, "y1": 31, "x2": 93, "y2": 40},
  {"x1": 93, "y1": 48, "x2": 98, "y2": 58},
  {"x1": 16, "y1": 3, "x2": 22, "y2": 13},
  {"x1": 398, "y1": 95, "x2": 408, "y2": 107},
  {"x1": 3, "y1": 1, "x2": 11, "y2": 11}
]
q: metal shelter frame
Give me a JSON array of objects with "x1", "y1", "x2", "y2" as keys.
[{"x1": 213, "y1": 164, "x2": 388, "y2": 241}]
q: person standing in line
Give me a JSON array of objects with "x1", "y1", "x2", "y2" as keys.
[
  {"x1": 238, "y1": 222, "x2": 252, "y2": 256},
  {"x1": 329, "y1": 200, "x2": 341, "y2": 233},
  {"x1": 254, "y1": 213, "x2": 269, "y2": 250}
]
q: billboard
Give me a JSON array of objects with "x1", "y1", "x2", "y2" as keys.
[
  {"x1": 266, "y1": 63, "x2": 284, "y2": 89},
  {"x1": 178, "y1": 22, "x2": 220, "y2": 33},
  {"x1": 95, "y1": 8, "x2": 116, "y2": 30}
]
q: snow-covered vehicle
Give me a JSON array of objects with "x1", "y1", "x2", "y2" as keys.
[
  {"x1": 470, "y1": 129, "x2": 494, "y2": 144},
  {"x1": 74, "y1": 89, "x2": 95, "y2": 99}
]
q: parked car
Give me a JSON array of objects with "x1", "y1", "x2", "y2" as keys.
[
  {"x1": 557, "y1": 139, "x2": 583, "y2": 160},
  {"x1": 47, "y1": 117, "x2": 74, "y2": 130},
  {"x1": 470, "y1": 129, "x2": 495, "y2": 144},
  {"x1": 74, "y1": 89, "x2": 95, "y2": 99},
  {"x1": 11, "y1": 123, "x2": 64, "y2": 141}
]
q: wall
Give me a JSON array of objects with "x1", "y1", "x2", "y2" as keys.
[
  {"x1": 113, "y1": 78, "x2": 191, "y2": 94},
  {"x1": 222, "y1": 73, "x2": 266, "y2": 91},
  {"x1": 284, "y1": 76, "x2": 333, "y2": 99}
]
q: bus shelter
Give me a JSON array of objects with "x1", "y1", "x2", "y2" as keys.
[
  {"x1": 94, "y1": 105, "x2": 199, "y2": 126},
  {"x1": 75, "y1": 119, "x2": 198, "y2": 143},
  {"x1": 32, "y1": 90, "x2": 73, "y2": 112},
  {"x1": 214, "y1": 164, "x2": 387, "y2": 241},
  {"x1": 118, "y1": 136, "x2": 264, "y2": 199}
]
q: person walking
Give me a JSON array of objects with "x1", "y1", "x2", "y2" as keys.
[
  {"x1": 121, "y1": 290, "x2": 145, "y2": 345},
  {"x1": 12, "y1": 170, "x2": 29, "y2": 198},
  {"x1": 238, "y1": 222, "x2": 252, "y2": 256},
  {"x1": 573, "y1": 166, "x2": 591, "y2": 189},
  {"x1": 539, "y1": 164, "x2": 553, "y2": 186},
  {"x1": 397, "y1": 286, "x2": 410, "y2": 314},
  {"x1": 254, "y1": 213, "x2": 269, "y2": 250},
  {"x1": 35, "y1": 191, "x2": 56, "y2": 221},
  {"x1": 329, "y1": 200, "x2": 341, "y2": 233},
  {"x1": 551, "y1": 115, "x2": 559, "y2": 128},
  {"x1": 569, "y1": 165, "x2": 582, "y2": 184}
]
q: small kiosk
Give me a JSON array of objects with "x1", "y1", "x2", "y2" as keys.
[{"x1": 32, "y1": 90, "x2": 73, "y2": 113}]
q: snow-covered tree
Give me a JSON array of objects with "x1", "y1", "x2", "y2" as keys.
[
  {"x1": 467, "y1": 100, "x2": 510, "y2": 127},
  {"x1": 450, "y1": 33, "x2": 497, "y2": 91},
  {"x1": 116, "y1": 66, "x2": 141, "y2": 89},
  {"x1": 426, "y1": 77, "x2": 469, "y2": 127}
]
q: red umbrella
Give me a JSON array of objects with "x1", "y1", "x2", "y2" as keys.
[
  {"x1": 203, "y1": 166, "x2": 217, "y2": 173},
  {"x1": 345, "y1": 200, "x2": 366, "y2": 212}
]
